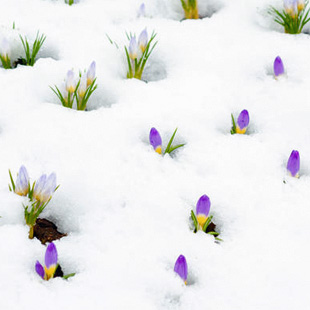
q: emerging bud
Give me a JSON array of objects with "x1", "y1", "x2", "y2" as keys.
[
  {"x1": 297, "y1": 0, "x2": 305, "y2": 11},
  {"x1": 138, "y1": 3, "x2": 146, "y2": 17},
  {"x1": 33, "y1": 173, "x2": 57, "y2": 203},
  {"x1": 35, "y1": 242, "x2": 58, "y2": 280},
  {"x1": 284, "y1": 0, "x2": 298, "y2": 16},
  {"x1": 174, "y1": 255, "x2": 188, "y2": 284},
  {"x1": 78, "y1": 74, "x2": 87, "y2": 98},
  {"x1": 138, "y1": 28, "x2": 148, "y2": 52},
  {"x1": 287, "y1": 150, "x2": 300, "y2": 177},
  {"x1": 86, "y1": 61, "x2": 96, "y2": 87},
  {"x1": 128, "y1": 37, "x2": 138, "y2": 60},
  {"x1": 149, "y1": 127, "x2": 162, "y2": 154},
  {"x1": 196, "y1": 195, "x2": 211, "y2": 228},
  {"x1": 274, "y1": 56, "x2": 285, "y2": 78},
  {"x1": 66, "y1": 70, "x2": 77, "y2": 93},
  {"x1": 236, "y1": 110, "x2": 249, "y2": 134},
  {"x1": 1, "y1": 38, "x2": 10, "y2": 60},
  {"x1": 14, "y1": 165, "x2": 29, "y2": 196}
]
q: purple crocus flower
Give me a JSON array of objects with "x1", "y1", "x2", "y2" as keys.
[
  {"x1": 236, "y1": 109, "x2": 249, "y2": 134},
  {"x1": 14, "y1": 165, "x2": 29, "y2": 196},
  {"x1": 174, "y1": 255, "x2": 188, "y2": 284},
  {"x1": 149, "y1": 127, "x2": 162, "y2": 154},
  {"x1": 273, "y1": 56, "x2": 285, "y2": 78},
  {"x1": 287, "y1": 150, "x2": 300, "y2": 177},
  {"x1": 196, "y1": 194, "x2": 211, "y2": 228},
  {"x1": 33, "y1": 173, "x2": 57, "y2": 203},
  {"x1": 35, "y1": 242, "x2": 58, "y2": 280}
]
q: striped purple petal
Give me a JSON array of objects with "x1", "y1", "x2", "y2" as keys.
[
  {"x1": 274, "y1": 56, "x2": 284, "y2": 77},
  {"x1": 287, "y1": 150, "x2": 300, "y2": 177},
  {"x1": 237, "y1": 110, "x2": 249, "y2": 130},
  {"x1": 149, "y1": 127, "x2": 162, "y2": 153},
  {"x1": 174, "y1": 254, "x2": 188, "y2": 283},
  {"x1": 45, "y1": 242, "x2": 58, "y2": 268},
  {"x1": 35, "y1": 260, "x2": 45, "y2": 279},
  {"x1": 196, "y1": 194, "x2": 211, "y2": 217}
]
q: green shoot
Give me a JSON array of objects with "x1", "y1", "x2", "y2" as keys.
[
  {"x1": 19, "y1": 31, "x2": 46, "y2": 66},
  {"x1": 180, "y1": 0, "x2": 199, "y2": 19},
  {"x1": 164, "y1": 128, "x2": 185, "y2": 154}
]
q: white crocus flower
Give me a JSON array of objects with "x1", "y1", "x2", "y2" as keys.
[
  {"x1": 78, "y1": 74, "x2": 87, "y2": 98},
  {"x1": 15, "y1": 165, "x2": 29, "y2": 196},
  {"x1": 66, "y1": 70, "x2": 77, "y2": 93},
  {"x1": 86, "y1": 61, "x2": 96, "y2": 87},
  {"x1": 138, "y1": 28, "x2": 148, "y2": 52}
]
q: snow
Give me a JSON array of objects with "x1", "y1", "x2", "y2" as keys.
[{"x1": 0, "y1": 0, "x2": 310, "y2": 309}]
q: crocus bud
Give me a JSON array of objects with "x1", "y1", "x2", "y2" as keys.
[
  {"x1": 284, "y1": 0, "x2": 297, "y2": 16},
  {"x1": 1, "y1": 38, "x2": 10, "y2": 60},
  {"x1": 297, "y1": 0, "x2": 305, "y2": 11},
  {"x1": 138, "y1": 28, "x2": 148, "y2": 52},
  {"x1": 274, "y1": 56, "x2": 285, "y2": 78},
  {"x1": 66, "y1": 70, "x2": 76, "y2": 93},
  {"x1": 174, "y1": 255, "x2": 188, "y2": 284},
  {"x1": 86, "y1": 61, "x2": 96, "y2": 86},
  {"x1": 78, "y1": 74, "x2": 87, "y2": 98},
  {"x1": 196, "y1": 195, "x2": 211, "y2": 228},
  {"x1": 287, "y1": 150, "x2": 300, "y2": 177},
  {"x1": 33, "y1": 173, "x2": 57, "y2": 203},
  {"x1": 236, "y1": 110, "x2": 249, "y2": 134},
  {"x1": 138, "y1": 3, "x2": 146, "y2": 17},
  {"x1": 35, "y1": 242, "x2": 58, "y2": 280},
  {"x1": 149, "y1": 127, "x2": 162, "y2": 154},
  {"x1": 14, "y1": 165, "x2": 29, "y2": 196},
  {"x1": 128, "y1": 37, "x2": 138, "y2": 60}
]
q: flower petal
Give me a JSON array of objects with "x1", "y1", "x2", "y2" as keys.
[
  {"x1": 45, "y1": 242, "x2": 58, "y2": 268},
  {"x1": 35, "y1": 260, "x2": 45, "y2": 279},
  {"x1": 174, "y1": 255, "x2": 188, "y2": 283},
  {"x1": 287, "y1": 150, "x2": 300, "y2": 177}
]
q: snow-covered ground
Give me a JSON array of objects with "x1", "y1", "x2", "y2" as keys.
[{"x1": 0, "y1": 0, "x2": 310, "y2": 309}]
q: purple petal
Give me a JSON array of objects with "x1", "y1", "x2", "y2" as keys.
[
  {"x1": 287, "y1": 150, "x2": 300, "y2": 177},
  {"x1": 274, "y1": 56, "x2": 284, "y2": 77},
  {"x1": 237, "y1": 110, "x2": 249, "y2": 130},
  {"x1": 149, "y1": 127, "x2": 162, "y2": 150},
  {"x1": 45, "y1": 242, "x2": 58, "y2": 268},
  {"x1": 196, "y1": 194, "x2": 211, "y2": 217},
  {"x1": 35, "y1": 261, "x2": 45, "y2": 279},
  {"x1": 174, "y1": 255, "x2": 188, "y2": 282}
]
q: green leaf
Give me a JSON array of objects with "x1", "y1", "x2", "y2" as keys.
[
  {"x1": 8, "y1": 170, "x2": 15, "y2": 192},
  {"x1": 230, "y1": 113, "x2": 236, "y2": 134},
  {"x1": 191, "y1": 210, "x2": 198, "y2": 232},
  {"x1": 63, "y1": 273, "x2": 76, "y2": 279},
  {"x1": 202, "y1": 215, "x2": 213, "y2": 233},
  {"x1": 164, "y1": 128, "x2": 178, "y2": 154}
]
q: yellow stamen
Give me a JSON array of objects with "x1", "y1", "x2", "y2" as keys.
[{"x1": 155, "y1": 146, "x2": 162, "y2": 154}]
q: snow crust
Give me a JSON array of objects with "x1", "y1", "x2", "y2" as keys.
[{"x1": 0, "y1": 0, "x2": 310, "y2": 309}]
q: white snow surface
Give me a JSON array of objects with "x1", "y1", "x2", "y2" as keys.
[{"x1": 0, "y1": 0, "x2": 310, "y2": 309}]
